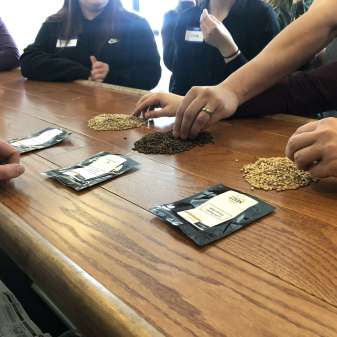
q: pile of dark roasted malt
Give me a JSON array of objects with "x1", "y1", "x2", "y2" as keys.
[{"x1": 133, "y1": 131, "x2": 214, "y2": 154}]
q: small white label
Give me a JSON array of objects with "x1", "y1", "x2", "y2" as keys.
[
  {"x1": 56, "y1": 39, "x2": 78, "y2": 48},
  {"x1": 108, "y1": 38, "x2": 119, "y2": 45},
  {"x1": 178, "y1": 191, "x2": 258, "y2": 230},
  {"x1": 11, "y1": 129, "x2": 63, "y2": 148},
  {"x1": 185, "y1": 29, "x2": 204, "y2": 43},
  {"x1": 65, "y1": 155, "x2": 127, "y2": 180}
]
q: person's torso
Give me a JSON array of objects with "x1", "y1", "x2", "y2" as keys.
[
  {"x1": 171, "y1": 0, "x2": 264, "y2": 94},
  {"x1": 44, "y1": 11, "x2": 146, "y2": 70}
]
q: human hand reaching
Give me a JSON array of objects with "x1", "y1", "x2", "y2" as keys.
[
  {"x1": 174, "y1": 83, "x2": 239, "y2": 139},
  {"x1": 286, "y1": 117, "x2": 337, "y2": 178},
  {"x1": 134, "y1": 92, "x2": 183, "y2": 119}
]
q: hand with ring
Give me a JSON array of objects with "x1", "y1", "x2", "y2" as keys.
[
  {"x1": 174, "y1": 84, "x2": 239, "y2": 139},
  {"x1": 201, "y1": 107, "x2": 214, "y2": 117}
]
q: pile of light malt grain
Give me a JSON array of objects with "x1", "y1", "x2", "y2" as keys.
[
  {"x1": 241, "y1": 157, "x2": 314, "y2": 192},
  {"x1": 88, "y1": 114, "x2": 145, "y2": 131}
]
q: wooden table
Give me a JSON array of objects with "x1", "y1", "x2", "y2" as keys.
[{"x1": 0, "y1": 70, "x2": 336, "y2": 337}]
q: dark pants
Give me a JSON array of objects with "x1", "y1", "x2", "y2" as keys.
[{"x1": 0, "y1": 248, "x2": 67, "y2": 336}]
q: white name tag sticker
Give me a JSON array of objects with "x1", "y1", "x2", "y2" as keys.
[
  {"x1": 178, "y1": 191, "x2": 258, "y2": 230},
  {"x1": 56, "y1": 39, "x2": 78, "y2": 48},
  {"x1": 108, "y1": 38, "x2": 119, "y2": 45},
  {"x1": 185, "y1": 29, "x2": 204, "y2": 43}
]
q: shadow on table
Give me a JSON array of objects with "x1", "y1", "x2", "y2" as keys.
[{"x1": 311, "y1": 178, "x2": 337, "y2": 199}]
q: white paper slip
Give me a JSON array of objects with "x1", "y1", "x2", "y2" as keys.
[
  {"x1": 178, "y1": 191, "x2": 258, "y2": 229},
  {"x1": 64, "y1": 154, "x2": 127, "y2": 180},
  {"x1": 10, "y1": 129, "x2": 63, "y2": 148},
  {"x1": 185, "y1": 29, "x2": 204, "y2": 42},
  {"x1": 56, "y1": 38, "x2": 78, "y2": 48}
]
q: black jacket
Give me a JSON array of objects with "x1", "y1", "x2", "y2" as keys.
[
  {"x1": 20, "y1": 10, "x2": 161, "y2": 90},
  {"x1": 170, "y1": 0, "x2": 280, "y2": 95}
]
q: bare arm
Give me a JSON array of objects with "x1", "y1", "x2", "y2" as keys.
[{"x1": 223, "y1": 0, "x2": 337, "y2": 104}]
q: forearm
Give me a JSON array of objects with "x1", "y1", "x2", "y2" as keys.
[
  {"x1": 236, "y1": 79, "x2": 319, "y2": 118},
  {"x1": 222, "y1": 2, "x2": 337, "y2": 105},
  {"x1": 20, "y1": 47, "x2": 90, "y2": 82},
  {"x1": 237, "y1": 61, "x2": 337, "y2": 118},
  {"x1": 104, "y1": 64, "x2": 161, "y2": 90},
  {"x1": 163, "y1": 41, "x2": 175, "y2": 71}
]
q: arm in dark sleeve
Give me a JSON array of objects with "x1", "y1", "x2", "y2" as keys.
[
  {"x1": 236, "y1": 61, "x2": 337, "y2": 118},
  {"x1": 104, "y1": 18, "x2": 161, "y2": 90},
  {"x1": 220, "y1": 53, "x2": 247, "y2": 78},
  {"x1": 20, "y1": 22, "x2": 90, "y2": 82},
  {"x1": 0, "y1": 18, "x2": 19, "y2": 71},
  {"x1": 162, "y1": 11, "x2": 178, "y2": 71}
]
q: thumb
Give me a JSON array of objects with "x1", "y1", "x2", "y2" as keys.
[
  {"x1": 200, "y1": 8, "x2": 207, "y2": 21},
  {"x1": 0, "y1": 164, "x2": 25, "y2": 181},
  {"x1": 201, "y1": 8, "x2": 213, "y2": 25},
  {"x1": 90, "y1": 56, "x2": 97, "y2": 65}
]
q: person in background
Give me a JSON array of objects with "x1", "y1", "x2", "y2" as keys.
[
  {"x1": 0, "y1": 140, "x2": 24, "y2": 181},
  {"x1": 20, "y1": 0, "x2": 161, "y2": 90},
  {"x1": 162, "y1": 0, "x2": 196, "y2": 73},
  {"x1": 0, "y1": 18, "x2": 19, "y2": 71},
  {"x1": 168, "y1": 0, "x2": 280, "y2": 95},
  {"x1": 268, "y1": 0, "x2": 313, "y2": 30}
]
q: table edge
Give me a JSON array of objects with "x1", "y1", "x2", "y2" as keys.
[{"x1": 0, "y1": 203, "x2": 164, "y2": 337}]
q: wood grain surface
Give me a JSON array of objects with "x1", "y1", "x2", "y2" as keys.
[{"x1": 0, "y1": 70, "x2": 336, "y2": 337}]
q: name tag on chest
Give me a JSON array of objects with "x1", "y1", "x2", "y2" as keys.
[
  {"x1": 185, "y1": 28, "x2": 203, "y2": 43},
  {"x1": 56, "y1": 39, "x2": 78, "y2": 48},
  {"x1": 108, "y1": 38, "x2": 119, "y2": 45}
]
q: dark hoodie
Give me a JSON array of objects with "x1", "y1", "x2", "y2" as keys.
[{"x1": 20, "y1": 9, "x2": 161, "y2": 90}]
